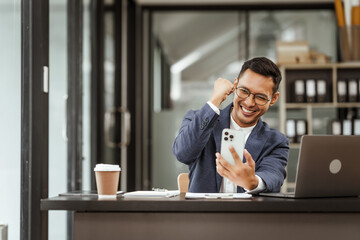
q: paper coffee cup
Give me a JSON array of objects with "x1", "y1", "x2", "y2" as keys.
[{"x1": 94, "y1": 164, "x2": 121, "y2": 199}]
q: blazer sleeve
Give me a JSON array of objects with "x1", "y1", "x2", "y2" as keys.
[
  {"x1": 172, "y1": 104, "x2": 219, "y2": 165},
  {"x1": 255, "y1": 134, "x2": 289, "y2": 193}
]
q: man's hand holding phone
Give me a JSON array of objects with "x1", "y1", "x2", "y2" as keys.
[{"x1": 216, "y1": 147, "x2": 258, "y2": 191}]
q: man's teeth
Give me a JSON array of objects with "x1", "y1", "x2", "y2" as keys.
[{"x1": 242, "y1": 107, "x2": 253, "y2": 113}]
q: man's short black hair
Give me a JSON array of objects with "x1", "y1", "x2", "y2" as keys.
[{"x1": 238, "y1": 57, "x2": 282, "y2": 94}]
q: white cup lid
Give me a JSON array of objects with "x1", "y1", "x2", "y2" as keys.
[{"x1": 94, "y1": 164, "x2": 121, "y2": 171}]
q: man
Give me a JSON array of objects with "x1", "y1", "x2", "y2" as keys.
[{"x1": 172, "y1": 57, "x2": 289, "y2": 193}]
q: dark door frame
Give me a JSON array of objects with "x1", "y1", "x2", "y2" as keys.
[
  {"x1": 21, "y1": 0, "x2": 49, "y2": 239},
  {"x1": 90, "y1": 0, "x2": 105, "y2": 191},
  {"x1": 66, "y1": 1, "x2": 83, "y2": 239}
]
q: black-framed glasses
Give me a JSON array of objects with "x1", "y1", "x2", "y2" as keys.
[{"x1": 235, "y1": 87, "x2": 270, "y2": 106}]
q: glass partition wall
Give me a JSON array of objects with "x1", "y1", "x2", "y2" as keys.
[
  {"x1": 48, "y1": 1, "x2": 68, "y2": 239},
  {"x1": 0, "y1": 1, "x2": 21, "y2": 240}
]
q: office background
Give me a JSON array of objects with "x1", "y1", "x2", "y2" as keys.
[{"x1": 1, "y1": 0, "x2": 358, "y2": 239}]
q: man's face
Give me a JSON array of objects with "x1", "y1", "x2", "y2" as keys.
[{"x1": 232, "y1": 69, "x2": 279, "y2": 128}]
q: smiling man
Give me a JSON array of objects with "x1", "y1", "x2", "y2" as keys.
[{"x1": 172, "y1": 57, "x2": 289, "y2": 193}]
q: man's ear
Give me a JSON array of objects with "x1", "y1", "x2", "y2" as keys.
[{"x1": 269, "y1": 92, "x2": 279, "y2": 106}]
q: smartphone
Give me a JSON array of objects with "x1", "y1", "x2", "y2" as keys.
[{"x1": 220, "y1": 128, "x2": 245, "y2": 165}]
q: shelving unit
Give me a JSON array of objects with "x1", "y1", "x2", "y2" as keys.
[
  {"x1": 279, "y1": 63, "x2": 360, "y2": 137},
  {"x1": 278, "y1": 63, "x2": 360, "y2": 190}
]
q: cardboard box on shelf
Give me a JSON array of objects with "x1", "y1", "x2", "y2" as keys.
[{"x1": 276, "y1": 41, "x2": 310, "y2": 65}]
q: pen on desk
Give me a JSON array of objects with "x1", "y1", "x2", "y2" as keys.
[{"x1": 152, "y1": 187, "x2": 168, "y2": 192}]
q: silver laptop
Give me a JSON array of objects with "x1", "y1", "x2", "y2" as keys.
[{"x1": 260, "y1": 135, "x2": 360, "y2": 198}]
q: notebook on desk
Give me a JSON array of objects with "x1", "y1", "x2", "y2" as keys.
[{"x1": 260, "y1": 135, "x2": 360, "y2": 198}]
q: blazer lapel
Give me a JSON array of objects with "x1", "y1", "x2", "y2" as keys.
[{"x1": 214, "y1": 103, "x2": 232, "y2": 191}]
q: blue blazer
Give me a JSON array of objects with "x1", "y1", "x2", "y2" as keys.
[{"x1": 172, "y1": 103, "x2": 289, "y2": 193}]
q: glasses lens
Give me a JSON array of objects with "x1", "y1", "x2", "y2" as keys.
[
  {"x1": 254, "y1": 95, "x2": 268, "y2": 105},
  {"x1": 237, "y1": 88, "x2": 249, "y2": 98}
]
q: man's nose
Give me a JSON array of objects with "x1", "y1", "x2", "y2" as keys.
[{"x1": 244, "y1": 94, "x2": 256, "y2": 106}]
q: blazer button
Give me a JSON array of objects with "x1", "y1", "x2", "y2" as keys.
[{"x1": 204, "y1": 118, "x2": 209, "y2": 123}]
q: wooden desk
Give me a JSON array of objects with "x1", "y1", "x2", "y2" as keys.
[{"x1": 41, "y1": 194, "x2": 360, "y2": 240}]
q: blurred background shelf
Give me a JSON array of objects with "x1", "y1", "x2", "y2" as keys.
[{"x1": 279, "y1": 63, "x2": 360, "y2": 192}]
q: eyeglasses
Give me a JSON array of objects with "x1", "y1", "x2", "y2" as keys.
[{"x1": 235, "y1": 87, "x2": 270, "y2": 106}]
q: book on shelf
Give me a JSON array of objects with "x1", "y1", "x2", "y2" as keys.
[
  {"x1": 348, "y1": 79, "x2": 358, "y2": 102},
  {"x1": 354, "y1": 119, "x2": 360, "y2": 135},
  {"x1": 342, "y1": 119, "x2": 352, "y2": 135},
  {"x1": 286, "y1": 119, "x2": 296, "y2": 143},
  {"x1": 331, "y1": 118, "x2": 360, "y2": 135},
  {"x1": 316, "y1": 79, "x2": 327, "y2": 102},
  {"x1": 306, "y1": 79, "x2": 316, "y2": 103},
  {"x1": 295, "y1": 120, "x2": 307, "y2": 143},
  {"x1": 291, "y1": 79, "x2": 332, "y2": 103},
  {"x1": 337, "y1": 79, "x2": 347, "y2": 102},
  {"x1": 331, "y1": 120, "x2": 342, "y2": 135},
  {"x1": 294, "y1": 79, "x2": 305, "y2": 103},
  {"x1": 286, "y1": 119, "x2": 307, "y2": 143}
]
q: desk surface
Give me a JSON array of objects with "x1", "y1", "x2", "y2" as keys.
[{"x1": 41, "y1": 193, "x2": 360, "y2": 213}]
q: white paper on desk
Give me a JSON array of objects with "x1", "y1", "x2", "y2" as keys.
[
  {"x1": 123, "y1": 190, "x2": 180, "y2": 198},
  {"x1": 185, "y1": 192, "x2": 252, "y2": 199}
]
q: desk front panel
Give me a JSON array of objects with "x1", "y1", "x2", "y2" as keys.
[{"x1": 74, "y1": 212, "x2": 360, "y2": 240}]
